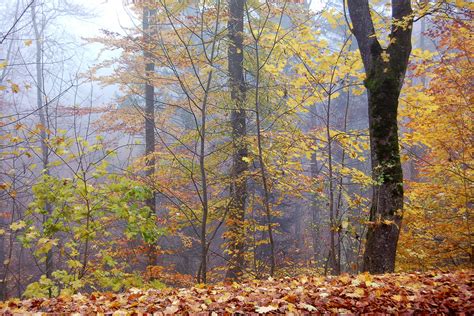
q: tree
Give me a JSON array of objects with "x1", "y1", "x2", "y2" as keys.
[
  {"x1": 31, "y1": 0, "x2": 54, "y2": 285},
  {"x1": 226, "y1": 0, "x2": 248, "y2": 280},
  {"x1": 346, "y1": 0, "x2": 413, "y2": 273},
  {"x1": 94, "y1": 0, "x2": 229, "y2": 283},
  {"x1": 142, "y1": 0, "x2": 157, "y2": 268},
  {"x1": 21, "y1": 136, "x2": 162, "y2": 297}
]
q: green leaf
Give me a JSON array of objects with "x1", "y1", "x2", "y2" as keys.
[{"x1": 10, "y1": 220, "x2": 26, "y2": 231}]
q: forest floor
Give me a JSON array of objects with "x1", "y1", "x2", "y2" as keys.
[{"x1": 1, "y1": 270, "x2": 472, "y2": 314}]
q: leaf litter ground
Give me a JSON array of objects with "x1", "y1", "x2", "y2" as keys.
[{"x1": 1, "y1": 270, "x2": 472, "y2": 314}]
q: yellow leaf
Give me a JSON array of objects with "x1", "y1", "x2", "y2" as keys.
[
  {"x1": 346, "y1": 287, "x2": 365, "y2": 298},
  {"x1": 11, "y1": 83, "x2": 20, "y2": 93},
  {"x1": 322, "y1": 10, "x2": 339, "y2": 29},
  {"x1": 242, "y1": 156, "x2": 251, "y2": 163},
  {"x1": 392, "y1": 294, "x2": 402, "y2": 302},
  {"x1": 24, "y1": 39, "x2": 33, "y2": 46},
  {"x1": 341, "y1": 220, "x2": 349, "y2": 229},
  {"x1": 357, "y1": 272, "x2": 373, "y2": 284}
]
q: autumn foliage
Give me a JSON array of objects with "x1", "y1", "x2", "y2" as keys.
[
  {"x1": 1, "y1": 270, "x2": 472, "y2": 314},
  {"x1": 398, "y1": 12, "x2": 473, "y2": 271},
  {"x1": 0, "y1": 0, "x2": 473, "y2": 307}
]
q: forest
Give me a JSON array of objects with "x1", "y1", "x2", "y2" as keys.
[{"x1": 0, "y1": 0, "x2": 472, "y2": 313}]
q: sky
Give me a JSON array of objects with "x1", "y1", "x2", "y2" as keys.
[
  {"x1": 70, "y1": 0, "x2": 324, "y2": 40},
  {"x1": 57, "y1": 0, "x2": 325, "y2": 105},
  {"x1": 51, "y1": 0, "x2": 135, "y2": 105}
]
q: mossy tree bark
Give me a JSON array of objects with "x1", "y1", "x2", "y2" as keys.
[
  {"x1": 346, "y1": 0, "x2": 413, "y2": 273},
  {"x1": 226, "y1": 0, "x2": 248, "y2": 280}
]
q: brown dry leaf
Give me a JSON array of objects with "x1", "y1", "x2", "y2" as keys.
[
  {"x1": 255, "y1": 304, "x2": 278, "y2": 313},
  {"x1": 299, "y1": 302, "x2": 317, "y2": 312},
  {"x1": 0, "y1": 270, "x2": 472, "y2": 314},
  {"x1": 163, "y1": 305, "x2": 179, "y2": 314}
]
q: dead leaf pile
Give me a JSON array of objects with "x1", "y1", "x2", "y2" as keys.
[{"x1": 1, "y1": 270, "x2": 472, "y2": 314}]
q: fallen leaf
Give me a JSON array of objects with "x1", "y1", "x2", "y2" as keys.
[{"x1": 255, "y1": 305, "x2": 278, "y2": 313}]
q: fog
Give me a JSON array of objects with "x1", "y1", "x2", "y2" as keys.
[{"x1": 0, "y1": 0, "x2": 470, "y2": 304}]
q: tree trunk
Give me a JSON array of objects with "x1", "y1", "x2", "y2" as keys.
[
  {"x1": 363, "y1": 67, "x2": 404, "y2": 273},
  {"x1": 310, "y1": 151, "x2": 321, "y2": 266},
  {"x1": 253, "y1": 47, "x2": 276, "y2": 277},
  {"x1": 226, "y1": 0, "x2": 248, "y2": 280},
  {"x1": 325, "y1": 93, "x2": 339, "y2": 275},
  {"x1": 346, "y1": 0, "x2": 412, "y2": 273},
  {"x1": 31, "y1": 0, "x2": 53, "y2": 283},
  {"x1": 143, "y1": 3, "x2": 157, "y2": 267}
]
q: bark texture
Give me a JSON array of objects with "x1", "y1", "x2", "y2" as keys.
[
  {"x1": 346, "y1": 0, "x2": 413, "y2": 273},
  {"x1": 226, "y1": 0, "x2": 248, "y2": 280}
]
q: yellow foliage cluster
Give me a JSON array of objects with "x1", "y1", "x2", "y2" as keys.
[{"x1": 398, "y1": 16, "x2": 473, "y2": 271}]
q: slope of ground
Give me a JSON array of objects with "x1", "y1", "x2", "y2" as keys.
[{"x1": 1, "y1": 270, "x2": 472, "y2": 314}]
